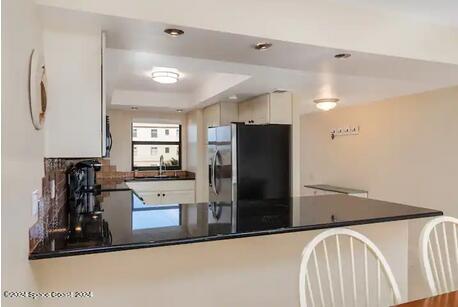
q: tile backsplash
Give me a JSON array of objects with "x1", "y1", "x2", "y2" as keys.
[
  {"x1": 29, "y1": 158, "x2": 84, "y2": 254},
  {"x1": 29, "y1": 158, "x2": 195, "y2": 254}
]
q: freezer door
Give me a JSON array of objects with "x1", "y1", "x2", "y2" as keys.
[
  {"x1": 216, "y1": 125, "x2": 231, "y2": 144},
  {"x1": 208, "y1": 144, "x2": 217, "y2": 202},
  {"x1": 208, "y1": 127, "x2": 217, "y2": 144},
  {"x1": 209, "y1": 143, "x2": 232, "y2": 203},
  {"x1": 215, "y1": 143, "x2": 232, "y2": 203}
]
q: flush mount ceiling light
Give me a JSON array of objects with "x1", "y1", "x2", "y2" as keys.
[
  {"x1": 334, "y1": 53, "x2": 351, "y2": 59},
  {"x1": 164, "y1": 28, "x2": 184, "y2": 37},
  {"x1": 176, "y1": 109, "x2": 183, "y2": 113},
  {"x1": 314, "y1": 98, "x2": 339, "y2": 111},
  {"x1": 228, "y1": 95, "x2": 238, "y2": 100},
  {"x1": 151, "y1": 70, "x2": 179, "y2": 84},
  {"x1": 254, "y1": 42, "x2": 272, "y2": 50}
]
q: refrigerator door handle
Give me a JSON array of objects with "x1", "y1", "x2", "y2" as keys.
[{"x1": 211, "y1": 150, "x2": 219, "y2": 195}]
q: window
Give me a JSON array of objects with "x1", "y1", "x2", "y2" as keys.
[{"x1": 132, "y1": 123, "x2": 181, "y2": 170}]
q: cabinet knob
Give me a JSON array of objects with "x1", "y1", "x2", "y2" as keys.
[
  {"x1": 157, "y1": 193, "x2": 160, "y2": 197},
  {"x1": 162, "y1": 193, "x2": 165, "y2": 197}
]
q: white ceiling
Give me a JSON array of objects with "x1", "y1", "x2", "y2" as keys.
[
  {"x1": 106, "y1": 48, "x2": 251, "y2": 110},
  {"x1": 40, "y1": 6, "x2": 458, "y2": 114},
  {"x1": 332, "y1": 0, "x2": 458, "y2": 28}
]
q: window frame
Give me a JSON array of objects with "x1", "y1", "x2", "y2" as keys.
[{"x1": 131, "y1": 123, "x2": 182, "y2": 171}]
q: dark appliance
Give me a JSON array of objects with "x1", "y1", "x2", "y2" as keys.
[
  {"x1": 208, "y1": 123, "x2": 290, "y2": 204},
  {"x1": 66, "y1": 160, "x2": 111, "y2": 247},
  {"x1": 67, "y1": 159, "x2": 102, "y2": 203},
  {"x1": 66, "y1": 193, "x2": 112, "y2": 247}
]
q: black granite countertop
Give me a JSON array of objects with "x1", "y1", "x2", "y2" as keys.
[
  {"x1": 100, "y1": 182, "x2": 130, "y2": 191},
  {"x1": 29, "y1": 193, "x2": 442, "y2": 260},
  {"x1": 125, "y1": 175, "x2": 195, "y2": 182},
  {"x1": 305, "y1": 184, "x2": 367, "y2": 194}
]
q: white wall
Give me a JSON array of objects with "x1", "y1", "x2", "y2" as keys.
[
  {"x1": 31, "y1": 221, "x2": 409, "y2": 307},
  {"x1": 1, "y1": 0, "x2": 44, "y2": 305},
  {"x1": 107, "y1": 109, "x2": 187, "y2": 172},
  {"x1": 299, "y1": 86, "x2": 458, "y2": 299},
  {"x1": 36, "y1": 0, "x2": 458, "y2": 65}
]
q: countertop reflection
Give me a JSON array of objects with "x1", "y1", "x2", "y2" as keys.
[{"x1": 29, "y1": 191, "x2": 441, "y2": 260}]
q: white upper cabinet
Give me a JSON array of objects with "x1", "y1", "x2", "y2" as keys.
[
  {"x1": 238, "y1": 92, "x2": 292, "y2": 125},
  {"x1": 43, "y1": 29, "x2": 106, "y2": 157},
  {"x1": 203, "y1": 102, "x2": 238, "y2": 129},
  {"x1": 269, "y1": 92, "x2": 293, "y2": 124},
  {"x1": 219, "y1": 102, "x2": 239, "y2": 125}
]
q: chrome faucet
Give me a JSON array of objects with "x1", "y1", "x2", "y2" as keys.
[{"x1": 159, "y1": 155, "x2": 165, "y2": 176}]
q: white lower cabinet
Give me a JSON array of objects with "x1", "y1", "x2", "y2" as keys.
[
  {"x1": 140, "y1": 192, "x2": 163, "y2": 205},
  {"x1": 161, "y1": 190, "x2": 195, "y2": 204},
  {"x1": 127, "y1": 180, "x2": 196, "y2": 205}
]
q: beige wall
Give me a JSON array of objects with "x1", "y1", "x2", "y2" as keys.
[
  {"x1": 1, "y1": 0, "x2": 44, "y2": 305},
  {"x1": 186, "y1": 109, "x2": 206, "y2": 202},
  {"x1": 300, "y1": 85, "x2": 458, "y2": 299},
  {"x1": 31, "y1": 221, "x2": 409, "y2": 306},
  {"x1": 107, "y1": 109, "x2": 187, "y2": 172}
]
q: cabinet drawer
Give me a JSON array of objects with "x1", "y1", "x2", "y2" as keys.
[
  {"x1": 161, "y1": 190, "x2": 195, "y2": 205},
  {"x1": 139, "y1": 192, "x2": 163, "y2": 205},
  {"x1": 126, "y1": 180, "x2": 195, "y2": 192}
]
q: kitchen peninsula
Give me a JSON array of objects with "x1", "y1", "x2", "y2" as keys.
[{"x1": 29, "y1": 186, "x2": 441, "y2": 260}]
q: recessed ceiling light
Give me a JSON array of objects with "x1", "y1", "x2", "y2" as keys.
[
  {"x1": 254, "y1": 42, "x2": 272, "y2": 50},
  {"x1": 176, "y1": 109, "x2": 183, "y2": 113},
  {"x1": 131, "y1": 106, "x2": 138, "y2": 110},
  {"x1": 228, "y1": 95, "x2": 238, "y2": 100},
  {"x1": 152, "y1": 70, "x2": 179, "y2": 84},
  {"x1": 164, "y1": 28, "x2": 184, "y2": 37},
  {"x1": 334, "y1": 53, "x2": 351, "y2": 59},
  {"x1": 313, "y1": 98, "x2": 339, "y2": 111}
]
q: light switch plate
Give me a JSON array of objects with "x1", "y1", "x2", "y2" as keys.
[
  {"x1": 50, "y1": 179, "x2": 56, "y2": 199},
  {"x1": 32, "y1": 190, "x2": 39, "y2": 221}
]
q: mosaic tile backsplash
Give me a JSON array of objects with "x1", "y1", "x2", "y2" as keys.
[{"x1": 28, "y1": 158, "x2": 195, "y2": 254}]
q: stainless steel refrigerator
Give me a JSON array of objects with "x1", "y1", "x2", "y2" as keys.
[{"x1": 208, "y1": 123, "x2": 290, "y2": 204}]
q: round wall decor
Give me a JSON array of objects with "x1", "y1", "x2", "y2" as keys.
[{"x1": 28, "y1": 49, "x2": 47, "y2": 130}]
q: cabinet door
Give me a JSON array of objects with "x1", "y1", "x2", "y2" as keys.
[
  {"x1": 238, "y1": 101, "x2": 252, "y2": 123},
  {"x1": 220, "y1": 102, "x2": 238, "y2": 124},
  {"x1": 43, "y1": 29, "x2": 102, "y2": 157},
  {"x1": 251, "y1": 94, "x2": 269, "y2": 124},
  {"x1": 269, "y1": 92, "x2": 292, "y2": 124},
  {"x1": 161, "y1": 190, "x2": 195, "y2": 205},
  {"x1": 204, "y1": 104, "x2": 221, "y2": 128},
  {"x1": 139, "y1": 191, "x2": 163, "y2": 205}
]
